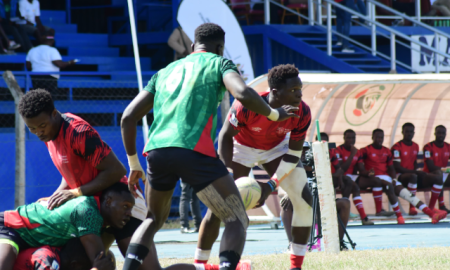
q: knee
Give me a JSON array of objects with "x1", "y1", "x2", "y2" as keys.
[
  {"x1": 410, "y1": 174, "x2": 418, "y2": 184},
  {"x1": 352, "y1": 182, "x2": 360, "y2": 192},
  {"x1": 343, "y1": 176, "x2": 352, "y2": 186}
]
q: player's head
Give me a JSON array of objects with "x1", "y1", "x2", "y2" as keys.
[
  {"x1": 268, "y1": 64, "x2": 302, "y2": 107},
  {"x1": 60, "y1": 238, "x2": 116, "y2": 270},
  {"x1": 401, "y1": 122, "x2": 415, "y2": 141},
  {"x1": 316, "y1": 132, "x2": 329, "y2": 142},
  {"x1": 18, "y1": 89, "x2": 60, "y2": 142},
  {"x1": 372, "y1": 128, "x2": 384, "y2": 146},
  {"x1": 100, "y1": 182, "x2": 135, "y2": 229},
  {"x1": 435, "y1": 125, "x2": 447, "y2": 142},
  {"x1": 343, "y1": 129, "x2": 356, "y2": 146},
  {"x1": 193, "y1": 23, "x2": 225, "y2": 56}
]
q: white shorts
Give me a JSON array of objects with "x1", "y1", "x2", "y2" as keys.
[
  {"x1": 376, "y1": 175, "x2": 402, "y2": 186},
  {"x1": 131, "y1": 190, "x2": 147, "y2": 221},
  {"x1": 346, "y1": 174, "x2": 359, "y2": 182},
  {"x1": 233, "y1": 135, "x2": 289, "y2": 168}
]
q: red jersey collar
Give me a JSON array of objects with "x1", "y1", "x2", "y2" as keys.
[{"x1": 191, "y1": 50, "x2": 208, "y2": 54}]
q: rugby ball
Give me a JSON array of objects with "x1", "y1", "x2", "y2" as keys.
[{"x1": 236, "y1": 177, "x2": 262, "y2": 210}]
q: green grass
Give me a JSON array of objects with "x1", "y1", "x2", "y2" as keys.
[{"x1": 117, "y1": 246, "x2": 450, "y2": 269}]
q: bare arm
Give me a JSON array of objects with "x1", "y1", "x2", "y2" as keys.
[
  {"x1": 52, "y1": 60, "x2": 75, "y2": 69},
  {"x1": 387, "y1": 164, "x2": 397, "y2": 180},
  {"x1": 26, "y1": 61, "x2": 31, "y2": 71},
  {"x1": 80, "y1": 234, "x2": 108, "y2": 268},
  {"x1": 55, "y1": 177, "x2": 68, "y2": 192},
  {"x1": 218, "y1": 118, "x2": 240, "y2": 169},
  {"x1": 425, "y1": 159, "x2": 442, "y2": 172},
  {"x1": 35, "y1": 16, "x2": 45, "y2": 33},
  {"x1": 393, "y1": 161, "x2": 416, "y2": 174},
  {"x1": 339, "y1": 146, "x2": 357, "y2": 173},
  {"x1": 167, "y1": 30, "x2": 187, "y2": 55},
  {"x1": 356, "y1": 162, "x2": 372, "y2": 177}
]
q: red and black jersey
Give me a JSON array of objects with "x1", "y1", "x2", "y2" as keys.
[
  {"x1": 391, "y1": 141, "x2": 419, "y2": 171},
  {"x1": 360, "y1": 144, "x2": 393, "y2": 175},
  {"x1": 329, "y1": 148, "x2": 341, "y2": 174},
  {"x1": 229, "y1": 91, "x2": 311, "y2": 150},
  {"x1": 14, "y1": 246, "x2": 61, "y2": 270},
  {"x1": 336, "y1": 145, "x2": 363, "y2": 175},
  {"x1": 423, "y1": 141, "x2": 450, "y2": 173},
  {"x1": 45, "y1": 113, "x2": 111, "y2": 197}
]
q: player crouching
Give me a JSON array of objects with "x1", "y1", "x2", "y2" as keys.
[{"x1": 195, "y1": 64, "x2": 312, "y2": 270}]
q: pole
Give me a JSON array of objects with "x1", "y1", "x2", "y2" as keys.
[
  {"x1": 390, "y1": 32, "x2": 396, "y2": 72},
  {"x1": 327, "y1": 2, "x2": 332, "y2": 56},
  {"x1": 308, "y1": 0, "x2": 314, "y2": 25},
  {"x1": 265, "y1": 0, "x2": 270, "y2": 25},
  {"x1": 127, "y1": 0, "x2": 149, "y2": 144},
  {"x1": 316, "y1": 120, "x2": 321, "y2": 141},
  {"x1": 435, "y1": 33, "x2": 440, "y2": 73},
  {"x1": 371, "y1": 3, "x2": 376, "y2": 56}
]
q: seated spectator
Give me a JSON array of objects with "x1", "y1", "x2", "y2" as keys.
[
  {"x1": 26, "y1": 35, "x2": 76, "y2": 92},
  {"x1": 167, "y1": 26, "x2": 192, "y2": 61},
  {"x1": 17, "y1": 0, "x2": 53, "y2": 45},
  {"x1": 426, "y1": 0, "x2": 450, "y2": 16},
  {"x1": 0, "y1": 23, "x2": 20, "y2": 54},
  {"x1": 0, "y1": 0, "x2": 32, "y2": 52}
]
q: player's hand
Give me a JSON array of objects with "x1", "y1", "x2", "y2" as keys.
[
  {"x1": 254, "y1": 182, "x2": 272, "y2": 208},
  {"x1": 128, "y1": 170, "x2": 145, "y2": 198},
  {"x1": 275, "y1": 105, "x2": 300, "y2": 122},
  {"x1": 368, "y1": 168, "x2": 375, "y2": 176},
  {"x1": 92, "y1": 251, "x2": 115, "y2": 270},
  {"x1": 280, "y1": 195, "x2": 292, "y2": 211},
  {"x1": 47, "y1": 190, "x2": 77, "y2": 210}
]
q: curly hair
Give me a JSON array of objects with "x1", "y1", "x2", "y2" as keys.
[
  {"x1": 435, "y1": 125, "x2": 446, "y2": 131},
  {"x1": 194, "y1": 23, "x2": 225, "y2": 43},
  {"x1": 100, "y1": 182, "x2": 131, "y2": 204},
  {"x1": 402, "y1": 122, "x2": 414, "y2": 131},
  {"x1": 18, "y1": 89, "x2": 55, "y2": 118},
  {"x1": 372, "y1": 128, "x2": 384, "y2": 136},
  {"x1": 344, "y1": 129, "x2": 356, "y2": 136},
  {"x1": 268, "y1": 64, "x2": 300, "y2": 89}
]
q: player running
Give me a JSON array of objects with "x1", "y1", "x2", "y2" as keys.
[
  {"x1": 423, "y1": 125, "x2": 450, "y2": 213},
  {"x1": 120, "y1": 24, "x2": 298, "y2": 270},
  {"x1": 0, "y1": 182, "x2": 134, "y2": 270},
  {"x1": 17, "y1": 89, "x2": 150, "y2": 267},
  {"x1": 335, "y1": 129, "x2": 376, "y2": 225},
  {"x1": 391, "y1": 123, "x2": 444, "y2": 215},
  {"x1": 194, "y1": 64, "x2": 312, "y2": 270},
  {"x1": 361, "y1": 129, "x2": 446, "y2": 224}
]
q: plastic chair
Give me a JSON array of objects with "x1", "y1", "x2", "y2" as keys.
[{"x1": 280, "y1": 0, "x2": 308, "y2": 24}]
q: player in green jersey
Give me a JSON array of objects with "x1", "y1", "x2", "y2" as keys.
[
  {"x1": 121, "y1": 23, "x2": 299, "y2": 270},
  {"x1": 0, "y1": 182, "x2": 134, "y2": 270}
]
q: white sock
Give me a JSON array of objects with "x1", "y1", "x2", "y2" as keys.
[
  {"x1": 194, "y1": 248, "x2": 211, "y2": 261},
  {"x1": 290, "y1": 243, "x2": 307, "y2": 256}
]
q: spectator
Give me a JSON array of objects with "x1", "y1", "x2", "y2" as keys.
[
  {"x1": 426, "y1": 0, "x2": 450, "y2": 16},
  {"x1": 179, "y1": 182, "x2": 202, "y2": 234},
  {"x1": 17, "y1": 0, "x2": 53, "y2": 45},
  {"x1": 0, "y1": 0, "x2": 32, "y2": 52},
  {"x1": 353, "y1": 0, "x2": 367, "y2": 24},
  {"x1": 26, "y1": 35, "x2": 76, "y2": 93},
  {"x1": 167, "y1": 26, "x2": 192, "y2": 61},
  {"x1": 335, "y1": 0, "x2": 356, "y2": 53},
  {"x1": 0, "y1": 23, "x2": 19, "y2": 54}
]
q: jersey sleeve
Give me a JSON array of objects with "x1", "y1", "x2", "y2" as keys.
[
  {"x1": 50, "y1": 48, "x2": 62, "y2": 62},
  {"x1": 359, "y1": 147, "x2": 367, "y2": 160},
  {"x1": 220, "y1": 58, "x2": 239, "y2": 78},
  {"x1": 71, "y1": 124, "x2": 111, "y2": 168},
  {"x1": 423, "y1": 143, "x2": 433, "y2": 160},
  {"x1": 71, "y1": 198, "x2": 103, "y2": 237},
  {"x1": 386, "y1": 149, "x2": 394, "y2": 166},
  {"x1": 144, "y1": 72, "x2": 158, "y2": 94},
  {"x1": 356, "y1": 149, "x2": 364, "y2": 163},
  {"x1": 291, "y1": 104, "x2": 311, "y2": 141},
  {"x1": 391, "y1": 143, "x2": 401, "y2": 162},
  {"x1": 227, "y1": 100, "x2": 252, "y2": 131},
  {"x1": 31, "y1": 246, "x2": 61, "y2": 270}
]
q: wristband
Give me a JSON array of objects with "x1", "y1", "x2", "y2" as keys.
[
  {"x1": 267, "y1": 178, "x2": 280, "y2": 192},
  {"x1": 267, "y1": 108, "x2": 279, "y2": 121},
  {"x1": 127, "y1": 154, "x2": 141, "y2": 170},
  {"x1": 69, "y1": 187, "x2": 82, "y2": 197}
]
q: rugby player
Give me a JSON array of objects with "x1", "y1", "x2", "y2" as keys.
[
  {"x1": 17, "y1": 89, "x2": 149, "y2": 266},
  {"x1": 120, "y1": 24, "x2": 298, "y2": 270},
  {"x1": 335, "y1": 129, "x2": 377, "y2": 224},
  {"x1": 423, "y1": 125, "x2": 450, "y2": 213},
  {"x1": 361, "y1": 129, "x2": 446, "y2": 224},
  {"x1": 0, "y1": 182, "x2": 134, "y2": 270},
  {"x1": 392, "y1": 123, "x2": 444, "y2": 215},
  {"x1": 194, "y1": 64, "x2": 312, "y2": 270}
]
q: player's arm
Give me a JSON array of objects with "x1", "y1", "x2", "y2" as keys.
[
  {"x1": 391, "y1": 147, "x2": 415, "y2": 174},
  {"x1": 80, "y1": 234, "x2": 108, "y2": 268},
  {"x1": 223, "y1": 72, "x2": 298, "y2": 122},
  {"x1": 218, "y1": 117, "x2": 240, "y2": 170},
  {"x1": 387, "y1": 164, "x2": 397, "y2": 180},
  {"x1": 26, "y1": 61, "x2": 31, "y2": 71},
  {"x1": 356, "y1": 150, "x2": 374, "y2": 177},
  {"x1": 424, "y1": 147, "x2": 442, "y2": 172},
  {"x1": 339, "y1": 146, "x2": 357, "y2": 173},
  {"x1": 121, "y1": 90, "x2": 154, "y2": 197}
]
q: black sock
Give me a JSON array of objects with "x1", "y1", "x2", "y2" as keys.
[
  {"x1": 219, "y1": 250, "x2": 240, "y2": 270},
  {"x1": 122, "y1": 243, "x2": 149, "y2": 270}
]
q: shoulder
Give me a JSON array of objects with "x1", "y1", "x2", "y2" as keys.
[
  {"x1": 299, "y1": 101, "x2": 311, "y2": 116},
  {"x1": 392, "y1": 141, "x2": 401, "y2": 149},
  {"x1": 424, "y1": 142, "x2": 433, "y2": 149},
  {"x1": 72, "y1": 196, "x2": 100, "y2": 213},
  {"x1": 382, "y1": 146, "x2": 391, "y2": 152},
  {"x1": 62, "y1": 113, "x2": 94, "y2": 133},
  {"x1": 412, "y1": 141, "x2": 419, "y2": 149}
]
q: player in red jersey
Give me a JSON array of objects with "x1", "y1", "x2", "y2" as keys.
[
  {"x1": 194, "y1": 64, "x2": 312, "y2": 270},
  {"x1": 423, "y1": 125, "x2": 450, "y2": 213},
  {"x1": 361, "y1": 129, "x2": 446, "y2": 224},
  {"x1": 392, "y1": 123, "x2": 444, "y2": 215},
  {"x1": 335, "y1": 129, "x2": 377, "y2": 224},
  {"x1": 17, "y1": 90, "x2": 150, "y2": 268}
]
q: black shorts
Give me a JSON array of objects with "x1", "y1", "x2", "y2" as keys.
[
  {"x1": 103, "y1": 217, "x2": 142, "y2": 242},
  {"x1": 0, "y1": 212, "x2": 30, "y2": 252},
  {"x1": 146, "y1": 147, "x2": 229, "y2": 192}
]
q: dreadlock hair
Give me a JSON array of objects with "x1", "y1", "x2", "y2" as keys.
[
  {"x1": 268, "y1": 64, "x2": 300, "y2": 89},
  {"x1": 194, "y1": 23, "x2": 225, "y2": 44},
  {"x1": 18, "y1": 89, "x2": 54, "y2": 118}
]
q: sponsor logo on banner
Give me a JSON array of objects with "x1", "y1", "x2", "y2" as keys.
[
  {"x1": 343, "y1": 84, "x2": 395, "y2": 126},
  {"x1": 177, "y1": 0, "x2": 254, "y2": 82},
  {"x1": 411, "y1": 35, "x2": 450, "y2": 72}
]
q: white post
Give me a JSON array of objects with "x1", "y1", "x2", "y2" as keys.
[
  {"x1": 390, "y1": 33, "x2": 396, "y2": 72},
  {"x1": 371, "y1": 3, "x2": 376, "y2": 56},
  {"x1": 308, "y1": 0, "x2": 314, "y2": 25},
  {"x1": 312, "y1": 142, "x2": 340, "y2": 254},
  {"x1": 435, "y1": 33, "x2": 440, "y2": 73},
  {"x1": 415, "y1": 0, "x2": 421, "y2": 22},
  {"x1": 127, "y1": 0, "x2": 149, "y2": 144},
  {"x1": 317, "y1": 0, "x2": 322, "y2": 25},
  {"x1": 327, "y1": 2, "x2": 332, "y2": 56},
  {"x1": 2, "y1": 71, "x2": 25, "y2": 208},
  {"x1": 265, "y1": 0, "x2": 270, "y2": 25}
]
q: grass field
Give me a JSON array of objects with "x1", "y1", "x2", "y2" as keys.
[{"x1": 116, "y1": 246, "x2": 450, "y2": 269}]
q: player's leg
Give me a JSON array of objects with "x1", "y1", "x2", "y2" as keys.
[
  {"x1": 195, "y1": 162, "x2": 251, "y2": 264},
  {"x1": 379, "y1": 177, "x2": 405, "y2": 224},
  {"x1": 350, "y1": 179, "x2": 373, "y2": 225},
  {"x1": 393, "y1": 181, "x2": 447, "y2": 224},
  {"x1": 358, "y1": 176, "x2": 388, "y2": 216},
  {"x1": 340, "y1": 175, "x2": 353, "y2": 200},
  {"x1": 439, "y1": 172, "x2": 450, "y2": 213},
  {"x1": 398, "y1": 173, "x2": 418, "y2": 215},
  {"x1": 420, "y1": 171, "x2": 443, "y2": 210},
  {"x1": 335, "y1": 198, "x2": 350, "y2": 251},
  {"x1": 280, "y1": 194, "x2": 294, "y2": 243},
  {"x1": 0, "y1": 243, "x2": 17, "y2": 270}
]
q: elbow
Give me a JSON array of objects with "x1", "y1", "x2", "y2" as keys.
[
  {"x1": 233, "y1": 86, "x2": 253, "y2": 105},
  {"x1": 121, "y1": 110, "x2": 136, "y2": 127}
]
